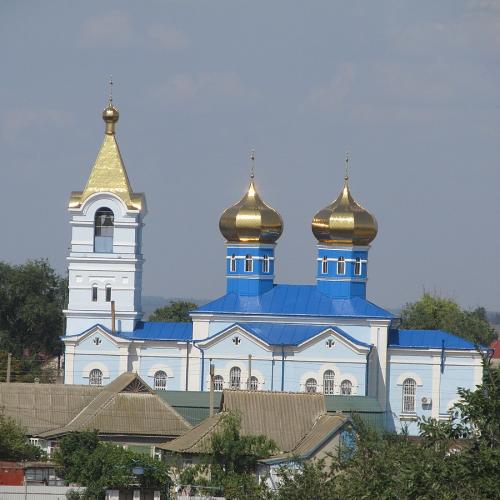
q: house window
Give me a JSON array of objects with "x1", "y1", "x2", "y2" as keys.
[
  {"x1": 154, "y1": 370, "x2": 167, "y2": 390},
  {"x1": 305, "y1": 378, "x2": 317, "y2": 393},
  {"x1": 230, "y1": 254, "x2": 236, "y2": 272},
  {"x1": 214, "y1": 375, "x2": 224, "y2": 392},
  {"x1": 249, "y1": 376, "x2": 259, "y2": 391},
  {"x1": 354, "y1": 258, "x2": 361, "y2": 275},
  {"x1": 229, "y1": 367, "x2": 241, "y2": 389},
  {"x1": 340, "y1": 380, "x2": 352, "y2": 395},
  {"x1": 89, "y1": 369, "x2": 103, "y2": 386},
  {"x1": 92, "y1": 286, "x2": 98, "y2": 302},
  {"x1": 322, "y1": 256, "x2": 328, "y2": 274},
  {"x1": 105, "y1": 286, "x2": 112, "y2": 302},
  {"x1": 94, "y1": 207, "x2": 114, "y2": 253},
  {"x1": 323, "y1": 370, "x2": 335, "y2": 395},
  {"x1": 402, "y1": 378, "x2": 417, "y2": 413},
  {"x1": 337, "y1": 257, "x2": 345, "y2": 275},
  {"x1": 262, "y1": 255, "x2": 269, "y2": 273},
  {"x1": 245, "y1": 255, "x2": 253, "y2": 272}
]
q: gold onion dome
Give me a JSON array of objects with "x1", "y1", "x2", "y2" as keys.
[
  {"x1": 312, "y1": 173, "x2": 378, "y2": 246},
  {"x1": 219, "y1": 175, "x2": 283, "y2": 244}
]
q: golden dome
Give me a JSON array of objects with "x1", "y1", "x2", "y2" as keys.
[
  {"x1": 219, "y1": 175, "x2": 283, "y2": 244},
  {"x1": 312, "y1": 175, "x2": 377, "y2": 246},
  {"x1": 102, "y1": 104, "x2": 119, "y2": 134}
]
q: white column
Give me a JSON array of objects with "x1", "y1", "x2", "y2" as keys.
[
  {"x1": 65, "y1": 345, "x2": 75, "y2": 384},
  {"x1": 431, "y1": 359, "x2": 441, "y2": 418}
]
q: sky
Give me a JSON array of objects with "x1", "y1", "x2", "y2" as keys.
[{"x1": 1, "y1": 0, "x2": 500, "y2": 310}]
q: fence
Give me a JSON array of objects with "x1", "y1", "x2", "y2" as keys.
[{"x1": 0, "y1": 485, "x2": 83, "y2": 499}]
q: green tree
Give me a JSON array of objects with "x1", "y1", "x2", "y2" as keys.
[
  {"x1": 176, "y1": 412, "x2": 276, "y2": 499},
  {"x1": 0, "y1": 414, "x2": 45, "y2": 461},
  {"x1": 53, "y1": 431, "x2": 171, "y2": 499},
  {"x1": 401, "y1": 293, "x2": 495, "y2": 345},
  {"x1": 149, "y1": 300, "x2": 197, "y2": 322},
  {"x1": 0, "y1": 259, "x2": 66, "y2": 357}
]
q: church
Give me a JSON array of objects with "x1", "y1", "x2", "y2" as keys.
[{"x1": 62, "y1": 99, "x2": 483, "y2": 435}]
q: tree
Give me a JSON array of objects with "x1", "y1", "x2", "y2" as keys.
[
  {"x1": 53, "y1": 431, "x2": 171, "y2": 500},
  {"x1": 401, "y1": 293, "x2": 495, "y2": 345},
  {"x1": 175, "y1": 412, "x2": 276, "y2": 499},
  {"x1": 0, "y1": 414, "x2": 45, "y2": 461},
  {"x1": 149, "y1": 300, "x2": 197, "y2": 323},
  {"x1": 0, "y1": 259, "x2": 66, "y2": 357}
]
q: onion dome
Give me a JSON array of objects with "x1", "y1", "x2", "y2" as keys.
[
  {"x1": 312, "y1": 172, "x2": 377, "y2": 246},
  {"x1": 219, "y1": 174, "x2": 283, "y2": 244},
  {"x1": 102, "y1": 103, "x2": 119, "y2": 134}
]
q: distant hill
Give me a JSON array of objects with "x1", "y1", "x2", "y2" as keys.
[{"x1": 142, "y1": 296, "x2": 209, "y2": 320}]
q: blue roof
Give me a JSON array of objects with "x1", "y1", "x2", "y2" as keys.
[
  {"x1": 234, "y1": 322, "x2": 372, "y2": 347},
  {"x1": 388, "y1": 329, "x2": 476, "y2": 350},
  {"x1": 194, "y1": 285, "x2": 394, "y2": 319},
  {"x1": 117, "y1": 321, "x2": 193, "y2": 341}
]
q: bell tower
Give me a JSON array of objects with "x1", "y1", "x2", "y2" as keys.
[{"x1": 64, "y1": 91, "x2": 146, "y2": 335}]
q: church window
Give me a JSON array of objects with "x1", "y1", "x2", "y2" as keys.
[
  {"x1": 249, "y1": 376, "x2": 259, "y2": 391},
  {"x1": 89, "y1": 369, "x2": 103, "y2": 386},
  {"x1": 230, "y1": 254, "x2": 236, "y2": 272},
  {"x1": 402, "y1": 378, "x2": 417, "y2": 413},
  {"x1": 263, "y1": 255, "x2": 269, "y2": 273},
  {"x1": 154, "y1": 370, "x2": 167, "y2": 391},
  {"x1": 323, "y1": 370, "x2": 335, "y2": 395},
  {"x1": 322, "y1": 256, "x2": 328, "y2": 274},
  {"x1": 354, "y1": 258, "x2": 362, "y2": 275},
  {"x1": 229, "y1": 367, "x2": 241, "y2": 389},
  {"x1": 94, "y1": 208, "x2": 114, "y2": 253},
  {"x1": 214, "y1": 375, "x2": 224, "y2": 392},
  {"x1": 337, "y1": 257, "x2": 345, "y2": 275},
  {"x1": 92, "y1": 286, "x2": 98, "y2": 302},
  {"x1": 341, "y1": 380, "x2": 352, "y2": 395},
  {"x1": 105, "y1": 286, "x2": 112, "y2": 302},
  {"x1": 305, "y1": 378, "x2": 317, "y2": 393},
  {"x1": 245, "y1": 255, "x2": 253, "y2": 272}
]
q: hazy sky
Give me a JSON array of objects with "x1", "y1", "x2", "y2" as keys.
[{"x1": 1, "y1": 1, "x2": 500, "y2": 310}]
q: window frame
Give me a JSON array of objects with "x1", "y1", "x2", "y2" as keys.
[
  {"x1": 105, "y1": 285, "x2": 112, "y2": 303},
  {"x1": 92, "y1": 285, "x2": 98, "y2": 302},
  {"x1": 230, "y1": 254, "x2": 236, "y2": 272},
  {"x1": 89, "y1": 368, "x2": 103, "y2": 386},
  {"x1": 94, "y1": 207, "x2": 114, "y2": 253},
  {"x1": 245, "y1": 255, "x2": 253, "y2": 273},
  {"x1": 321, "y1": 256, "x2": 328, "y2": 274},
  {"x1": 340, "y1": 379, "x2": 352, "y2": 395},
  {"x1": 262, "y1": 255, "x2": 270, "y2": 273},
  {"x1": 214, "y1": 375, "x2": 224, "y2": 392},
  {"x1": 229, "y1": 366, "x2": 241, "y2": 389},
  {"x1": 337, "y1": 257, "x2": 345, "y2": 275},
  {"x1": 323, "y1": 370, "x2": 335, "y2": 395},
  {"x1": 402, "y1": 378, "x2": 417, "y2": 413},
  {"x1": 354, "y1": 257, "x2": 362, "y2": 276},
  {"x1": 154, "y1": 370, "x2": 167, "y2": 391},
  {"x1": 305, "y1": 378, "x2": 318, "y2": 393}
]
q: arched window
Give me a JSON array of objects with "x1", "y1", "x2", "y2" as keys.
[
  {"x1": 402, "y1": 378, "x2": 417, "y2": 413},
  {"x1": 305, "y1": 378, "x2": 317, "y2": 393},
  {"x1": 105, "y1": 285, "x2": 112, "y2": 302},
  {"x1": 322, "y1": 256, "x2": 328, "y2": 274},
  {"x1": 92, "y1": 285, "x2": 98, "y2": 302},
  {"x1": 230, "y1": 254, "x2": 236, "y2": 272},
  {"x1": 94, "y1": 208, "x2": 114, "y2": 253},
  {"x1": 249, "y1": 376, "x2": 259, "y2": 391},
  {"x1": 262, "y1": 255, "x2": 270, "y2": 273},
  {"x1": 354, "y1": 258, "x2": 361, "y2": 275},
  {"x1": 214, "y1": 375, "x2": 224, "y2": 392},
  {"x1": 323, "y1": 370, "x2": 335, "y2": 395},
  {"x1": 229, "y1": 367, "x2": 241, "y2": 389},
  {"x1": 89, "y1": 369, "x2": 103, "y2": 386},
  {"x1": 337, "y1": 257, "x2": 345, "y2": 275},
  {"x1": 245, "y1": 255, "x2": 253, "y2": 272},
  {"x1": 340, "y1": 380, "x2": 352, "y2": 395},
  {"x1": 154, "y1": 370, "x2": 167, "y2": 390}
]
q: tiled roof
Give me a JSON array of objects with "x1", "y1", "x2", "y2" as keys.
[
  {"x1": 0, "y1": 373, "x2": 191, "y2": 439},
  {"x1": 490, "y1": 339, "x2": 500, "y2": 359},
  {"x1": 388, "y1": 329, "x2": 477, "y2": 350},
  {"x1": 194, "y1": 284, "x2": 394, "y2": 319},
  {"x1": 118, "y1": 321, "x2": 193, "y2": 341},
  {"x1": 159, "y1": 389, "x2": 349, "y2": 459},
  {"x1": 234, "y1": 323, "x2": 371, "y2": 347}
]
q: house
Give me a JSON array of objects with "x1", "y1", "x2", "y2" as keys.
[{"x1": 0, "y1": 372, "x2": 191, "y2": 456}]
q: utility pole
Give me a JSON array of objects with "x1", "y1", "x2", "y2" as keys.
[
  {"x1": 209, "y1": 361, "x2": 215, "y2": 417},
  {"x1": 247, "y1": 354, "x2": 252, "y2": 390},
  {"x1": 6, "y1": 353, "x2": 12, "y2": 383}
]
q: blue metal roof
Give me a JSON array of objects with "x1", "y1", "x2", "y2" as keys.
[
  {"x1": 194, "y1": 284, "x2": 394, "y2": 319},
  {"x1": 234, "y1": 322, "x2": 372, "y2": 347},
  {"x1": 388, "y1": 329, "x2": 476, "y2": 350},
  {"x1": 117, "y1": 321, "x2": 193, "y2": 341}
]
